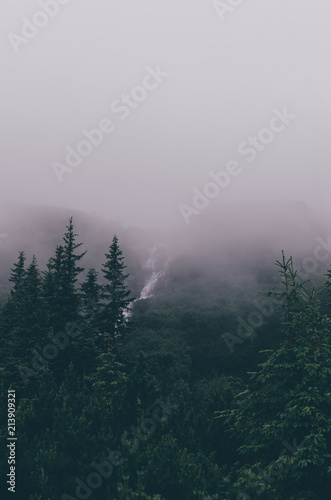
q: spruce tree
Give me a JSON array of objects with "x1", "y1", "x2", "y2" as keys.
[
  {"x1": 43, "y1": 219, "x2": 86, "y2": 330},
  {"x1": 1, "y1": 253, "x2": 28, "y2": 385},
  {"x1": 9, "y1": 251, "x2": 26, "y2": 295},
  {"x1": 80, "y1": 268, "x2": 101, "y2": 320},
  {"x1": 1, "y1": 252, "x2": 26, "y2": 340},
  {"x1": 99, "y1": 235, "x2": 134, "y2": 348},
  {"x1": 65, "y1": 269, "x2": 103, "y2": 384},
  {"x1": 43, "y1": 245, "x2": 64, "y2": 330},
  {"x1": 217, "y1": 252, "x2": 331, "y2": 499},
  {"x1": 19, "y1": 256, "x2": 47, "y2": 332},
  {"x1": 9, "y1": 256, "x2": 50, "y2": 380},
  {"x1": 61, "y1": 217, "x2": 86, "y2": 322},
  {"x1": 62, "y1": 217, "x2": 86, "y2": 288}
]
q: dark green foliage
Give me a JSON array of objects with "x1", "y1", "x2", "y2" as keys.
[
  {"x1": 9, "y1": 250, "x2": 26, "y2": 295},
  {"x1": 1, "y1": 227, "x2": 331, "y2": 499},
  {"x1": 81, "y1": 268, "x2": 102, "y2": 313},
  {"x1": 3, "y1": 256, "x2": 51, "y2": 387},
  {"x1": 217, "y1": 253, "x2": 331, "y2": 499},
  {"x1": 99, "y1": 235, "x2": 134, "y2": 347},
  {"x1": 43, "y1": 245, "x2": 65, "y2": 330},
  {"x1": 43, "y1": 218, "x2": 86, "y2": 331}
]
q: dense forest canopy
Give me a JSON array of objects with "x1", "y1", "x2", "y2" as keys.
[
  {"x1": 1, "y1": 214, "x2": 331, "y2": 499},
  {"x1": 2, "y1": 1, "x2": 330, "y2": 498}
]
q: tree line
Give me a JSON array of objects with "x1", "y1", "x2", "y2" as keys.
[{"x1": 0, "y1": 219, "x2": 331, "y2": 499}]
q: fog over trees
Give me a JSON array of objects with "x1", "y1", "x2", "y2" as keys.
[{"x1": 1, "y1": 1, "x2": 331, "y2": 498}]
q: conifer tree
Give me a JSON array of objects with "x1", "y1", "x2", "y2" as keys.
[
  {"x1": 99, "y1": 235, "x2": 134, "y2": 348},
  {"x1": 20, "y1": 256, "x2": 47, "y2": 328},
  {"x1": 43, "y1": 245, "x2": 64, "y2": 330},
  {"x1": 61, "y1": 217, "x2": 86, "y2": 321},
  {"x1": 120, "y1": 352, "x2": 160, "y2": 429},
  {"x1": 1, "y1": 252, "x2": 26, "y2": 338},
  {"x1": 9, "y1": 251, "x2": 26, "y2": 295},
  {"x1": 80, "y1": 268, "x2": 101, "y2": 320},
  {"x1": 217, "y1": 252, "x2": 331, "y2": 499},
  {"x1": 62, "y1": 217, "x2": 86, "y2": 288},
  {"x1": 1, "y1": 252, "x2": 27, "y2": 384},
  {"x1": 9, "y1": 256, "x2": 49, "y2": 376},
  {"x1": 43, "y1": 219, "x2": 86, "y2": 330},
  {"x1": 61, "y1": 270, "x2": 102, "y2": 384}
]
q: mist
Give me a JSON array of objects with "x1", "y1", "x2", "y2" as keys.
[
  {"x1": 2, "y1": 4, "x2": 331, "y2": 498},
  {"x1": 1, "y1": 0, "x2": 330, "y2": 233}
]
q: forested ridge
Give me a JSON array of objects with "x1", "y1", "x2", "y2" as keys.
[{"x1": 1, "y1": 218, "x2": 331, "y2": 499}]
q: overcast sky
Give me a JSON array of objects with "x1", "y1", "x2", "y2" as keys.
[{"x1": 1, "y1": 0, "x2": 331, "y2": 229}]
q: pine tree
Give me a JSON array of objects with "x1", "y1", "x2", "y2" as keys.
[
  {"x1": 62, "y1": 217, "x2": 86, "y2": 288},
  {"x1": 61, "y1": 217, "x2": 86, "y2": 322},
  {"x1": 43, "y1": 219, "x2": 86, "y2": 330},
  {"x1": 1, "y1": 252, "x2": 28, "y2": 385},
  {"x1": 9, "y1": 251, "x2": 26, "y2": 295},
  {"x1": 217, "y1": 252, "x2": 331, "y2": 499},
  {"x1": 40, "y1": 221, "x2": 86, "y2": 382},
  {"x1": 1, "y1": 252, "x2": 26, "y2": 340},
  {"x1": 20, "y1": 256, "x2": 47, "y2": 330},
  {"x1": 119, "y1": 352, "x2": 160, "y2": 429},
  {"x1": 43, "y1": 245, "x2": 64, "y2": 330},
  {"x1": 99, "y1": 235, "x2": 134, "y2": 348},
  {"x1": 81, "y1": 268, "x2": 102, "y2": 320},
  {"x1": 8, "y1": 256, "x2": 50, "y2": 381}
]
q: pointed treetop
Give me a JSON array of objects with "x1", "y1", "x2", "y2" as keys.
[{"x1": 9, "y1": 251, "x2": 26, "y2": 295}]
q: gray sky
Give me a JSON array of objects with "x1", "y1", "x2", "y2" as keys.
[{"x1": 1, "y1": 0, "x2": 331, "y2": 229}]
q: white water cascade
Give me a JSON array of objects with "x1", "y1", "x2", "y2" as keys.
[{"x1": 124, "y1": 243, "x2": 168, "y2": 319}]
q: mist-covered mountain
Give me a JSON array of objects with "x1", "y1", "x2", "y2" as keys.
[{"x1": 1, "y1": 200, "x2": 330, "y2": 302}]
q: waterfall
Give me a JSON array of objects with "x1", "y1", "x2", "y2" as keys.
[
  {"x1": 140, "y1": 243, "x2": 168, "y2": 299},
  {"x1": 140, "y1": 270, "x2": 165, "y2": 300},
  {"x1": 123, "y1": 243, "x2": 168, "y2": 319}
]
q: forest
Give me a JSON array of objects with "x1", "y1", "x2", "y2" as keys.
[{"x1": 1, "y1": 216, "x2": 331, "y2": 500}]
